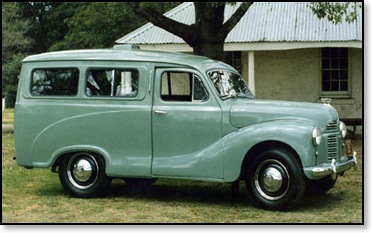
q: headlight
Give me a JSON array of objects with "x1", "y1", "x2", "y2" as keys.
[
  {"x1": 339, "y1": 121, "x2": 347, "y2": 138},
  {"x1": 312, "y1": 127, "x2": 322, "y2": 146}
]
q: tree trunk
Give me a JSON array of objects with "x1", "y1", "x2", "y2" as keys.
[
  {"x1": 193, "y1": 40, "x2": 225, "y2": 61},
  {"x1": 192, "y1": 3, "x2": 226, "y2": 60},
  {"x1": 130, "y1": 2, "x2": 254, "y2": 61}
]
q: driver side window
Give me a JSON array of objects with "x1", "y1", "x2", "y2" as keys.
[{"x1": 161, "y1": 71, "x2": 208, "y2": 102}]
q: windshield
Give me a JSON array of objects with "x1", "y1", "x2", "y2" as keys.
[{"x1": 207, "y1": 70, "x2": 255, "y2": 99}]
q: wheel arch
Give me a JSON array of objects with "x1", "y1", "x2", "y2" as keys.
[
  {"x1": 51, "y1": 145, "x2": 111, "y2": 174},
  {"x1": 240, "y1": 140, "x2": 301, "y2": 180}
]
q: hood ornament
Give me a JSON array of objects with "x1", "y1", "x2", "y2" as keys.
[{"x1": 321, "y1": 98, "x2": 332, "y2": 105}]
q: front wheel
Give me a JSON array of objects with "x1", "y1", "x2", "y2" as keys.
[
  {"x1": 59, "y1": 152, "x2": 111, "y2": 198},
  {"x1": 245, "y1": 147, "x2": 306, "y2": 210}
]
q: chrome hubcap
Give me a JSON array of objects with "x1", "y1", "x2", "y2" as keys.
[
  {"x1": 67, "y1": 153, "x2": 99, "y2": 190},
  {"x1": 254, "y1": 159, "x2": 290, "y2": 201},
  {"x1": 73, "y1": 159, "x2": 93, "y2": 182},
  {"x1": 261, "y1": 167, "x2": 283, "y2": 193}
]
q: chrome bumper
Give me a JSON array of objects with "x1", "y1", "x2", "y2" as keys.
[{"x1": 311, "y1": 151, "x2": 357, "y2": 177}]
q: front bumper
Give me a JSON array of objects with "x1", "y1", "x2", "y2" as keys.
[{"x1": 310, "y1": 151, "x2": 357, "y2": 177}]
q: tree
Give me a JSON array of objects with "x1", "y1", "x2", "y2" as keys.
[
  {"x1": 130, "y1": 2, "x2": 253, "y2": 61},
  {"x1": 308, "y1": 2, "x2": 362, "y2": 24},
  {"x1": 2, "y1": 2, "x2": 32, "y2": 107},
  {"x1": 50, "y1": 3, "x2": 146, "y2": 50},
  {"x1": 17, "y1": 2, "x2": 86, "y2": 53},
  {"x1": 2, "y1": 2, "x2": 31, "y2": 64},
  {"x1": 2, "y1": 54, "x2": 24, "y2": 107}
]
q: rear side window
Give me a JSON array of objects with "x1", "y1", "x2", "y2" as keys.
[
  {"x1": 31, "y1": 68, "x2": 79, "y2": 96},
  {"x1": 86, "y1": 69, "x2": 139, "y2": 97}
]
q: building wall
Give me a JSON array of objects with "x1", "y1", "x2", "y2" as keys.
[
  {"x1": 242, "y1": 48, "x2": 362, "y2": 132},
  {"x1": 253, "y1": 49, "x2": 320, "y2": 102}
]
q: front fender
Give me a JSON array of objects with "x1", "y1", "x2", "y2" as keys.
[{"x1": 222, "y1": 120, "x2": 316, "y2": 182}]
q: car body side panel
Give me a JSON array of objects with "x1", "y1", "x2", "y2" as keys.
[
  {"x1": 221, "y1": 120, "x2": 316, "y2": 182},
  {"x1": 21, "y1": 103, "x2": 153, "y2": 177},
  {"x1": 151, "y1": 105, "x2": 224, "y2": 180}
]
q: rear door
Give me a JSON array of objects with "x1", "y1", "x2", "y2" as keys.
[{"x1": 152, "y1": 68, "x2": 223, "y2": 179}]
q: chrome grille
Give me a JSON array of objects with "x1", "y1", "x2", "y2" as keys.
[
  {"x1": 326, "y1": 120, "x2": 338, "y2": 131},
  {"x1": 327, "y1": 135, "x2": 338, "y2": 161}
]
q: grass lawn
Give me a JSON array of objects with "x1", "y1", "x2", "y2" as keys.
[
  {"x1": 2, "y1": 132, "x2": 363, "y2": 224},
  {"x1": 2, "y1": 108, "x2": 14, "y2": 124}
]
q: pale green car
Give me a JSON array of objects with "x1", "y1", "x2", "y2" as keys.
[{"x1": 14, "y1": 45, "x2": 357, "y2": 210}]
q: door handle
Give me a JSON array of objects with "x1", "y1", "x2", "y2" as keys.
[{"x1": 154, "y1": 110, "x2": 167, "y2": 115}]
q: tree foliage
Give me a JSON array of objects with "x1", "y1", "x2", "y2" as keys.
[
  {"x1": 308, "y1": 2, "x2": 362, "y2": 24},
  {"x1": 50, "y1": 3, "x2": 146, "y2": 51},
  {"x1": 2, "y1": 3, "x2": 32, "y2": 106},
  {"x1": 2, "y1": 2, "x2": 31, "y2": 64},
  {"x1": 2, "y1": 54, "x2": 24, "y2": 106},
  {"x1": 17, "y1": 2, "x2": 86, "y2": 53}
]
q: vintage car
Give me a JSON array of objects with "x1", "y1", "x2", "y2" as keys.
[{"x1": 14, "y1": 45, "x2": 357, "y2": 210}]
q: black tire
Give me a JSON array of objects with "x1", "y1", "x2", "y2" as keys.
[
  {"x1": 245, "y1": 147, "x2": 306, "y2": 211},
  {"x1": 305, "y1": 175, "x2": 337, "y2": 195},
  {"x1": 59, "y1": 152, "x2": 111, "y2": 198}
]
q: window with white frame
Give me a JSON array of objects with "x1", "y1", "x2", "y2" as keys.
[{"x1": 321, "y1": 48, "x2": 350, "y2": 96}]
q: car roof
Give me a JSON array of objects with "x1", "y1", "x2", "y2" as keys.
[{"x1": 23, "y1": 45, "x2": 235, "y2": 72}]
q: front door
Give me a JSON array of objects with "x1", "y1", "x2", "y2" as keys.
[{"x1": 152, "y1": 68, "x2": 223, "y2": 179}]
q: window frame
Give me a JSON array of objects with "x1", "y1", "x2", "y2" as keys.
[
  {"x1": 84, "y1": 68, "x2": 140, "y2": 98},
  {"x1": 29, "y1": 67, "x2": 80, "y2": 97},
  {"x1": 160, "y1": 71, "x2": 209, "y2": 103},
  {"x1": 319, "y1": 47, "x2": 352, "y2": 98}
]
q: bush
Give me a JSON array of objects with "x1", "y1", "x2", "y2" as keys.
[{"x1": 2, "y1": 53, "x2": 26, "y2": 108}]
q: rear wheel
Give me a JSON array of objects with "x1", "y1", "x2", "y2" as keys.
[
  {"x1": 59, "y1": 152, "x2": 111, "y2": 198},
  {"x1": 245, "y1": 147, "x2": 306, "y2": 210}
]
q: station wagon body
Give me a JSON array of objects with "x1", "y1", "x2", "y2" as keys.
[{"x1": 14, "y1": 45, "x2": 357, "y2": 210}]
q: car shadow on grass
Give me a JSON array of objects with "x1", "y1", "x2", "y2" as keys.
[
  {"x1": 106, "y1": 179, "x2": 251, "y2": 207},
  {"x1": 36, "y1": 178, "x2": 351, "y2": 211},
  {"x1": 105, "y1": 179, "x2": 346, "y2": 211}
]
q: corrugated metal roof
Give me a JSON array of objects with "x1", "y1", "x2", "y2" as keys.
[{"x1": 116, "y1": 2, "x2": 362, "y2": 45}]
